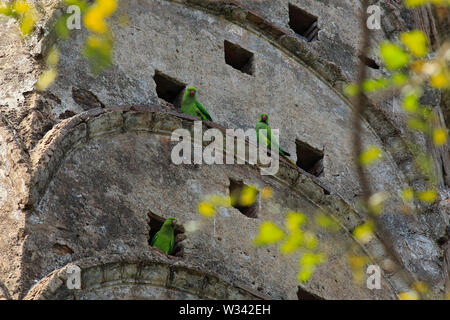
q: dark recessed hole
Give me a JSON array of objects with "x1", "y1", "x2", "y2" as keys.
[
  {"x1": 296, "y1": 140, "x2": 324, "y2": 177},
  {"x1": 153, "y1": 70, "x2": 186, "y2": 108},
  {"x1": 229, "y1": 178, "x2": 259, "y2": 218},
  {"x1": 224, "y1": 40, "x2": 254, "y2": 75},
  {"x1": 321, "y1": 186, "x2": 331, "y2": 195},
  {"x1": 53, "y1": 243, "x2": 74, "y2": 255},
  {"x1": 148, "y1": 211, "x2": 185, "y2": 257},
  {"x1": 72, "y1": 87, "x2": 105, "y2": 110},
  {"x1": 288, "y1": 3, "x2": 319, "y2": 42},
  {"x1": 297, "y1": 286, "x2": 324, "y2": 300},
  {"x1": 437, "y1": 234, "x2": 448, "y2": 246},
  {"x1": 59, "y1": 110, "x2": 76, "y2": 119},
  {"x1": 358, "y1": 54, "x2": 380, "y2": 69}
]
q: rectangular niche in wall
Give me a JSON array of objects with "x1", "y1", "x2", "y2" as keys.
[
  {"x1": 224, "y1": 40, "x2": 254, "y2": 75},
  {"x1": 148, "y1": 211, "x2": 185, "y2": 257},
  {"x1": 296, "y1": 140, "x2": 324, "y2": 177},
  {"x1": 288, "y1": 3, "x2": 319, "y2": 42},
  {"x1": 153, "y1": 70, "x2": 186, "y2": 107},
  {"x1": 229, "y1": 178, "x2": 259, "y2": 218},
  {"x1": 358, "y1": 54, "x2": 380, "y2": 69},
  {"x1": 297, "y1": 286, "x2": 324, "y2": 300}
]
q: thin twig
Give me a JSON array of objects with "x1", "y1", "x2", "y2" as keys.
[
  {"x1": 352, "y1": 0, "x2": 372, "y2": 205},
  {"x1": 351, "y1": 0, "x2": 420, "y2": 293}
]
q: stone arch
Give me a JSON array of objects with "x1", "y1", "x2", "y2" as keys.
[{"x1": 24, "y1": 255, "x2": 267, "y2": 300}]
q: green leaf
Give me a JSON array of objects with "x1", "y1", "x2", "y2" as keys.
[
  {"x1": 197, "y1": 201, "x2": 216, "y2": 217},
  {"x1": 433, "y1": 128, "x2": 447, "y2": 146},
  {"x1": 297, "y1": 267, "x2": 314, "y2": 283},
  {"x1": 0, "y1": 3, "x2": 13, "y2": 16},
  {"x1": 401, "y1": 188, "x2": 414, "y2": 203},
  {"x1": 280, "y1": 231, "x2": 303, "y2": 254},
  {"x1": 404, "y1": 0, "x2": 429, "y2": 8},
  {"x1": 402, "y1": 92, "x2": 420, "y2": 113},
  {"x1": 83, "y1": 34, "x2": 113, "y2": 74},
  {"x1": 363, "y1": 78, "x2": 388, "y2": 92},
  {"x1": 407, "y1": 118, "x2": 428, "y2": 132},
  {"x1": 360, "y1": 146, "x2": 383, "y2": 166},
  {"x1": 391, "y1": 73, "x2": 408, "y2": 87},
  {"x1": 417, "y1": 189, "x2": 437, "y2": 203},
  {"x1": 253, "y1": 222, "x2": 284, "y2": 246},
  {"x1": 430, "y1": 72, "x2": 449, "y2": 89},
  {"x1": 304, "y1": 232, "x2": 318, "y2": 249},
  {"x1": 36, "y1": 69, "x2": 58, "y2": 91},
  {"x1": 19, "y1": 13, "x2": 36, "y2": 35},
  {"x1": 285, "y1": 211, "x2": 307, "y2": 232},
  {"x1": 55, "y1": 15, "x2": 71, "y2": 40},
  {"x1": 239, "y1": 185, "x2": 258, "y2": 206},
  {"x1": 353, "y1": 221, "x2": 374, "y2": 244},
  {"x1": 344, "y1": 83, "x2": 358, "y2": 97},
  {"x1": 46, "y1": 47, "x2": 59, "y2": 66},
  {"x1": 64, "y1": 0, "x2": 88, "y2": 12},
  {"x1": 400, "y1": 30, "x2": 428, "y2": 57},
  {"x1": 380, "y1": 42, "x2": 410, "y2": 70}
]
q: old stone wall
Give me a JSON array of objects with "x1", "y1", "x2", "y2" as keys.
[
  {"x1": 19, "y1": 107, "x2": 404, "y2": 299},
  {"x1": 0, "y1": 0, "x2": 448, "y2": 299}
]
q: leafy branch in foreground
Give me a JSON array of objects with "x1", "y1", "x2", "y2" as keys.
[
  {"x1": 344, "y1": 0, "x2": 449, "y2": 299},
  {"x1": 0, "y1": 0, "x2": 119, "y2": 90}
]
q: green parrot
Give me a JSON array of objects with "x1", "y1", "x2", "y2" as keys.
[
  {"x1": 150, "y1": 217, "x2": 177, "y2": 255},
  {"x1": 181, "y1": 86, "x2": 213, "y2": 121},
  {"x1": 256, "y1": 113, "x2": 291, "y2": 157}
]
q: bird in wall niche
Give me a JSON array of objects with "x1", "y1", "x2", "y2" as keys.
[
  {"x1": 150, "y1": 217, "x2": 177, "y2": 255},
  {"x1": 181, "y1": 86, "x2": 213, "y2": 121},
  {"x1": 256, "y1": 113, "x2": 291, "y2": 158}
]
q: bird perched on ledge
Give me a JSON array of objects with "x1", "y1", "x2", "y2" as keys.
[
  {"x1": 181, "y1": 86, "x2": 213, "y2": 121},
  {"x1": 256, "y1": 113, "x2": 291, "y2": 157},
  {"x1": 150, "y1": 217, "x2": 177, "y2": 255}
]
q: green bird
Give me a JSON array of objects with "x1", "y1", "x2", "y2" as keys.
[
  {"x1": 150, "y1": 217, "x2": 177, "y2": 255},
  {"x1": 256, "y1": 113, "x2": 291, "y2": 157},
  {"x1": 181, "y1": 86, "x2": 213, "y2": 121}
]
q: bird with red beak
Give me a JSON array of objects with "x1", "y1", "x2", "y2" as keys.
[
  {"x1": 256, "y1": 113, "x2": 291, "y2": 157},
  {"x1": 181, "y1": 86, "x2": 213, "y2": 121},
  {"x1": 150, "y1": 217, "x2": 177, "y2": 255}
]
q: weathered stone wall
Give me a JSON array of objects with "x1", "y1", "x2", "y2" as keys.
[
  {"x1": 0, "y1": 0, "x2": 448, "y2": 299},
  {"x1": 21, "y1": 107, "x2": 400, "y2": 299},
  {"x1": 47, "y1": 0, "x2": 408, "y2": 206},
  {"x1": 234, "y1": 0, "x2": 384, "y2": 77}
]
